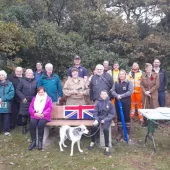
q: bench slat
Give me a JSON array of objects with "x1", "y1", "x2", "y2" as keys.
[
  {"x1": 46, "y1": 120, "x2": 93, "y2": 126},
  {"x1": 46, "y1": 120, "x2": 115, "y2": 127}
]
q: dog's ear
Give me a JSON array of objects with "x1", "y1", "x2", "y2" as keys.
[
  {"x1": 75, "y1": 127, "x2": 81, "y2": 131},
  {"x1": 73, "y1": 127, "x2": 82, "y2": 136}
]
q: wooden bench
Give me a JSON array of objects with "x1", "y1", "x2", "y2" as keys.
[{"x1": 43, "y1": 105, "x2": 115, "y2": 147}]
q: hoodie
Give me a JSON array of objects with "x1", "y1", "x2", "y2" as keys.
[{"x1": 93, "y1": 97, "x2": 115, "y2": 122}]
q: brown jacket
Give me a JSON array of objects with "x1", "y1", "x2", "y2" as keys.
[
  {"x1": 140, "y1": 72, "x2": 159, "y2": 109},
  {"x1": 63, "y1": 77, "x2": 89, "y2": 105}
]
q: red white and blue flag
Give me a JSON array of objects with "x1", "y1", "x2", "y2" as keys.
[{"x1": 64, "y1": 105, "x2": 95, "y2": 120}]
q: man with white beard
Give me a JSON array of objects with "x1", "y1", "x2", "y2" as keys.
[{"x1": 89, "y1": 64, "x2": 113, "y2": 102}]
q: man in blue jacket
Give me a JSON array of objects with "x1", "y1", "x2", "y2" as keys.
[
  {"x1": 38, "y1": 63, "x2": 63, "y2": 103},
  {"x1": 88, "y1": 90, "x2": 115, "y2": 156},
  {"x1": 153, "y1": 59, "x2": 168, "y2": 107}
]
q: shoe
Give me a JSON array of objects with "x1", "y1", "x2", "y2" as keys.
[
  {"x1": 28, "y1": 141, "x2": 36, "y2": 151},
  {"x1": 22, "y1": 126, "x2": 28, "y2": 134},
  {"x1": 104, "y1": 147, "x2": 110, "y2": 156},
  {"x1": 88, "y1": 142, "x2": 95, "y2": 150},
  {"x1": 4, "y1": 132, "x2": 11, "y2": 136}
]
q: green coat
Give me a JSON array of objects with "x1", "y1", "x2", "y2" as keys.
[{"x1": 0, "y1": 80, "x2": 14, "y2": 113}]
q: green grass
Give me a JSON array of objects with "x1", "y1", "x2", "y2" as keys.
[{"x1": 1, "y1": 123, "x2": 170, "y2": 170}]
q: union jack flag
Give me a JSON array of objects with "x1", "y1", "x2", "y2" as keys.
[{"x1": 64, "y1": 105, "x2": 95, "y2": 120}]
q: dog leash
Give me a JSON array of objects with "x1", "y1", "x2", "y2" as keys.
[{"x1": 83, "y1": 124, "x2": 101, "y2": 138}]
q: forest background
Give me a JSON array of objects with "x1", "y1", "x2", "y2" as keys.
[{"x1": 0, "y1": 0, "x2": 170, "y2": 87}]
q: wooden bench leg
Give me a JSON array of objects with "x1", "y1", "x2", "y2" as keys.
[
  {"x1": 43, "y1": 127, "x2": 50, "y2": 147},
  {"x1": 36, "y1": 127, "x2": 50, "y2": 148},
  {"x1": 99, "y1": 126, "x2": 112, "y2": 148},
  {"x1": 36, "y1": 128, "x2": 38, "y2": 146}
]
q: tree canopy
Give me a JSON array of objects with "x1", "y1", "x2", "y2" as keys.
[{"x1": 0, "y1": 0, "x2": 170, "y2": 85}]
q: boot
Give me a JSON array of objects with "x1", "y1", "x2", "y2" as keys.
[
  {"x1": 116, "y1": 122, "x2": 123, "y2": 141},
  {"x1": 126, "y1": 122, "x2": 135, "y2": 145},
  {"x1": 22, "y1": 126, "x2": 28, "y2": 135},
  {"x1": 38, "y1": 129, "x2": 43, "y2": 150},
  {"x1": 126, "y1": 122, "x2": 131, "y2": 139},
  {"x1": 28, "y1": 128, "x2": 36, "y2": 151},
  {"x1": 38, "y1": 138, "x2": 43, "y2": 150},
  {"x1": 28, "y1": 141, "x2": 36, "y2": 151}
]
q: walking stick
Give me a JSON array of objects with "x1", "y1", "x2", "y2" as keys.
[{"x1": 144, "y1": 96, "x2": 147, "y2": 109}]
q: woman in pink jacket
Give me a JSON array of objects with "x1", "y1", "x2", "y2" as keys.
[{"x1": 28, "y1": 86, "x2": 52, "y2": 150}]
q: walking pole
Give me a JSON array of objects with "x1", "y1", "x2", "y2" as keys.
[{"x1": 118, "y1": 100, "x2": 128, "y2": 143}]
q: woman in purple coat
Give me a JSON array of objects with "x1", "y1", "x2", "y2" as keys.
[{"x1": 28, "y1": 86, "x2": 52, "y2": 150}]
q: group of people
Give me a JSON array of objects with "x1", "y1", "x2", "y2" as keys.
[{"x1": 0, "y1": 55, "x2": 167, "y2": 155}]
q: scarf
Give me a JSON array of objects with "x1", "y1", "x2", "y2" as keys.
[
  {"x1": 34, "y1": 92, "x2": 47, "y2": 114},
  {"x1": 0, "y1": 80, "x2": 9, "y2": 86}
]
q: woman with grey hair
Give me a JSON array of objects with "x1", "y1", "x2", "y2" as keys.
[
  {"x1": 0, "y1": 70, "x2": 14, "y2": 136},
  {"x1": 16, "y1": 69, "x2": 37, "y2": 134}
]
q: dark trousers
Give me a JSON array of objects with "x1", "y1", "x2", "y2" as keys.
[
  {"x1": 18, "y1": 115, "x2": 29, "y2": 127},
  {"x1": 91, "y1": 122, "x2": 111, "y2": 147},
  {"x1": 115, "y1": 100, "x2": 131, "y2": 123},
  {"x1": 0, "y1": 114, "x2": 10, "y2": 132},
  {"x1": 158, "y1": 91, "x2": 165, "y2": 107},
  {"x1": 30, "y1": 118, "x2": 48, "y2": 140},
  {"x1": 10, "y1": 100, "x2": 20, "y2": 129}
]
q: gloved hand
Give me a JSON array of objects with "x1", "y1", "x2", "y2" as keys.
[{"x1": 93, "y1": 120, "x2": 99, "y2": 126}]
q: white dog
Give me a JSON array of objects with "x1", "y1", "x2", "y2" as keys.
[{"x1": 59, "y1": 125, "x2": 89, "y2": 156}]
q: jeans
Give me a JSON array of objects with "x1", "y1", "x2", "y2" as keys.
[
  {"x1": 0, "y1": 114, "x2": 10, "y2": 132},
  {"x1": 158, "y1": 91, "x2": 165, "y2": 107}
]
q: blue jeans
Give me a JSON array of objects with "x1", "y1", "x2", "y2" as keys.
[
  {"x1": 0, "y1": 114, "x2": 10, "y2": 132},
  {"x1": 158, "y1": 91, "x2": 166, "y2": 107}
]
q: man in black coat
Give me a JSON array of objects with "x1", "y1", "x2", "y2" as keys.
[
  {"x1": 8, "y1": 67, "x2": 23, "y2": 129},
  {"x1": 90, "y1": 64, "x2": 113, "y2": 102}
]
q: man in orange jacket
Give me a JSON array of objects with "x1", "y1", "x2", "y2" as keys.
[{"x1": 128, "y1": 62, "x2": 143, "y2": 121}]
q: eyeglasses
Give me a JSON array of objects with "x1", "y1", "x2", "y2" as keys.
[{"x1": 97, "y1": 69, "x2": 103, "y2": 70}]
